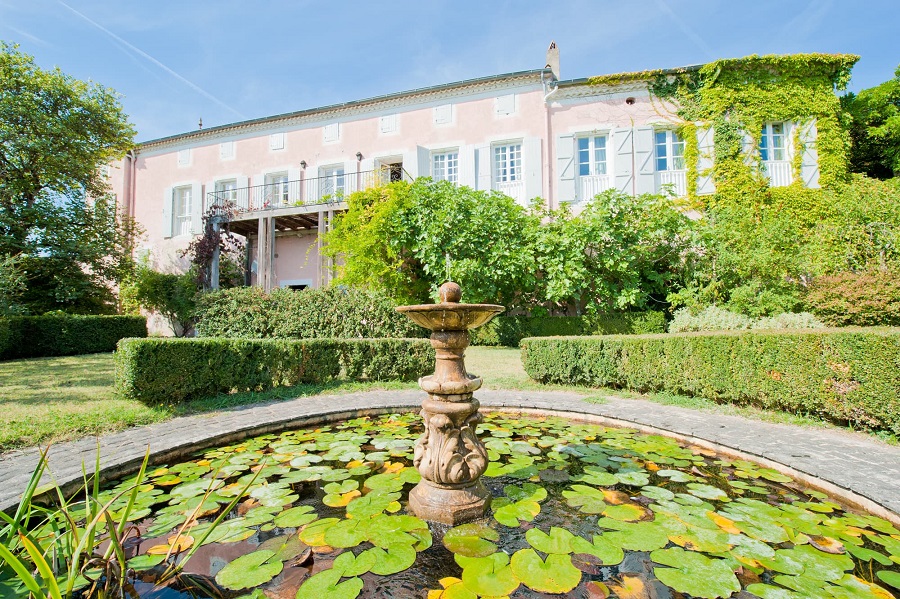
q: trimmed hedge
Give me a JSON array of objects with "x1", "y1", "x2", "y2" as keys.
[
  {"x1": 0, "y1": 315, "x2": 147, "y2": 360},
  {"x1": 470, "y1": 312, "x2": 666, "y2": 347},
  {"x1": 521, "y1": 329, "x2": 900, "y2": 434},
  {"x1": 115, "y1": 337, "x2": 433, "y2": 404}
]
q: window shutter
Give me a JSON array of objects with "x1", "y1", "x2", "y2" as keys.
[
  {"x1": 269, "y1": 133, "x2": 285, "y2": 151},
  {"x1": 161, "y1": 187, "x2": 173, "y2": 238},
  {"x1": 633, "y1": 126, "x2": 655, "y2": 195},
  {"x1": 495, "y1": 94, "x2": 516, "y2": 116},
  {"x1": 612, "y1": 128, "x2": 634, "y2": 194},
  {"x1": 287, "y1": 167, "x2": 301, "y2": 203},
  {"x1": 799, "y1": 120, "x2": 819, "y2": 188},
  {"x1": 236, "y1": 175, "x2": 249, "y2": 211},
  {"x1": 742, "y1": 130, "x2": 756, "y2": 166},
  {"x1": 205, "y1": 180, "x2": 215, "y2": 211},
  {"x1": 523, "y1": 137, "x2": 543, "y2": 204},
  {"x1": 556, "y1": 134, "x2": 576, "y2": 203},
  {"x1": 190, "y1": 183, "x2": 203, "y2": 235},
  {"x1": 458, "y1": 144, "x2": 475, "y2": 189},
  {"x1": 323, "y1": 123, "x2": 339, "y2": 143},
  {"x1": 433, "y1": 104, "x2": 452, "y2": 125},
  {"x1": 696, "y1": 126, "x2": 716, "y2": 195},
  {"x1": 417, "y1": 146, "x2": 431, "y2": 180},
  {"x1": 475, "y1": 144, "x2": 492, "y2": 191}
]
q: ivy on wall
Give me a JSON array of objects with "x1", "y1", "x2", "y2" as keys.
[{"x1": 590, "y1": 54, "x2": 860, "y2": 203}]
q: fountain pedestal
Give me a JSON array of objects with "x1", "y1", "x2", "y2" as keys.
[{"x1": 397, "y1": 283, "x2": 504, "y2": 525}]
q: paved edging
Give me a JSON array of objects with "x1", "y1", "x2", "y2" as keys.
[{"x1": 1, "y1": 389, "x2": 898, "y2": 524}]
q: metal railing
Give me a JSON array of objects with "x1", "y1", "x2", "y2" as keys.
[
  {"x1": 763, "y1": 160, "x2": 792, "y2": 187},
  {"x1": 657, "y1": 170, "x2": 688, "y2": 197},
  {"x1": 495, "y1": 180, "x2": 527, "y2": 205},
  {"x1": 205, "y1": 168, "x2": 410, "y2": 213},
  {"x1": 578, "y1": 174, "x2": 613, "y2": 201}
]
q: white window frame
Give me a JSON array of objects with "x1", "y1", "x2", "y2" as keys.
[
  {"x1": 655, "y1": 130, "x2": 686, "y2": 172},
  {"x1": 323, "y1": 123, "x2": 340, "y2": 143},
  {"x1": 265, "y1": 172, "x2": 289, "y2": 206},
  {"x1": 176, "y1": 148, "x2": 191, "y2": 167},
  {"x1": 214, "y1": 178, "x2": 238, "y2": 203},
  {"x1": 172, "y1": 185, "x2": 192, "y2": 236},
  {"x1": 493, "y1": 142, "x2": 523, "y2": 183},
  {"x1": 319, "y1": 164, "x2": 345, "y2": 197},
  {"x1": 760, "y1": 122, "x2": 787, "y2": 162},
  {"x1": 431, "y1": 149, "x2": 459, "y2": 184},
  {"x1": 577, "y1": 134, "x2": 609, "y2": 176}
]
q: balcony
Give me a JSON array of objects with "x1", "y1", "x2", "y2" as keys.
[
  {"x1": 578, "y1": 174, "x2": 613, "y2": 202},
  {"x1": 763, "y1": 160, "x2": 792, "y2": 187},
  {"x1": 496, "y1": 180, "x2": 526, "y2": 205},
  {"x1": 657, "y1": 170, "x2": 688, "y2": 197}
]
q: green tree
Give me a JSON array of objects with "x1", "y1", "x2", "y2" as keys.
[
  {"x1": 325, "y1": 179, "x2": 541, "y2": 307},
  {"x1": 0, "y1": 42, "x2": 137, "y2": 313},
  {"x1": 844, "y1": 65, "x2": 900, "y2": 179},
  {"x1": 124, "y1": 266, "x2": 199, "y2": 337},
  {"x1": 0, "y1": 254, "x2": 25, "y2": 315}
]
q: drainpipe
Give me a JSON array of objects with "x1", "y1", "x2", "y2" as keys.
[
  {"x1": 126, "y1": 149, "x2": 137, "y2": 220},
  {"x1": 541, "y1": 71, "x2": 559, "y2": 208}
]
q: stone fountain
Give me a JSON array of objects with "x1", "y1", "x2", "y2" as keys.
[{"x1": 396, "y1": 282, "x2": 504, "y2": 524}]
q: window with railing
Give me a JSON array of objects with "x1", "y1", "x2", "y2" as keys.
[
  {"x1": 265, "y1": 173, "x2": 289, "y2": 206},
  {"x1": 173, "y1": 186, "x2": 192, "y2": 236},
  {"x1": 578, "y1": 135, "x2": 608, "y2": 176},
  {"x1": 493, "y1": 143, "x2": 522, "y2": 183},
  {"x1": 432, "y1": 150, "x2": 459, "y2": 184},
  {"x1": 215, "y1": 179, "x2": 238, "y2": 203},
  {"x1": 320, "y1": 165, "x2": 345, "y2": 198},
  {"x1": 760, "y1": 122, "x2": 791, "y2": 187},
  {"x1": 655, "y1": 130, "x2": 685, "y2": 171}
]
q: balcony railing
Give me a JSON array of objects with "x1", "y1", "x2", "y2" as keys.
[
  {"x1": 657, "y1": 170, "x2": 688, "y2": 197},
  {"x1": 763, "y1": 160, "x2": 792, "y2": 187},
  {"x1": 205, "y1": 168, "x2": 409, "y2": 214},
  {"x1": 496, "y1": 180, "x2": 526, "y2": 205},
  {"x1": 578, "y1": 174, "x2": 613, "y2": 201}
]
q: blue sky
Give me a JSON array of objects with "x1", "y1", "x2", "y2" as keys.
[{"x1": 2, "y1": 0, "x2": 898, "y2": 142}]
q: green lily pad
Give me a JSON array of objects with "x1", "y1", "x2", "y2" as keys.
[
  {"x1": 258, "y1": 534, "x2": 310, "y2": 562},
  {"x1": 503, "y1": 482, "x2": 547, "y2": 503},
  {"x1": 345, "y1": 490, "x2": 401, "y2": 518},
  {"x1": 127, "y1": 553, "x2": 166, "y2": 570},
  {"x1": 657, "y1": 469, "x2": 694, "y2": 482},
  {"x1": 687, "y1": 483, "x2": 730, "y2": 501},
  {"x1": 573, "y1": 467, "x2": 619, "y2": 486},
  {"x1": 214, "y1": 550, "x2": 283, "y2": 590},
  {"x1": 641, "y1": 486, "x2": 676, "y2": 502},
  {"x1": 875, "y1": 570, "x2": 900, "y2": 591},
  {"x1": 650, "y1": 547, "x2": 741, "y2": 599},
  {"x1": 363, "y1": 467, "x2": 420, "y2": 492},
  {"x1": 368, "y1": 543, "x2": 417, "y2": 575},
  {"x1": 745, "y1": 583, "x2": 799, "y2": 598},
  {"x1": 333, "y1": 549, "x2": 378, "y2": 577},
  {"x1": 443, "y1": 522, "x2": 500, "y2": 557},
  {"x1": 526, "y1": 526, "x2": 576, "y2": 554},
  {"x1": 299, "y1": 518, "x2": 341, "y2": 546},
  {"x1": 459, "y1": 552, "x2": 520, "y2": 597},
  {"x1": 274, "y1": 505, "x2": 318, "y2": 528},
  {"x1": 569, "y1": 534, "x2": 625, "y2": 565},
  {"x1": 295, "y1": 569, "x2": 363, "y2": 599},
  {"x1": 492, "y1": 497, "x2": 541, "y2": 528},
  {"x1": 562, "y1": 484, "x2": 615, "y2": 514},
  {"x1": 510, "y1": 549, "x2": 581, "y2": 594},
  {"x1": 603, "y1": 503, "x2": 651, "y2": 522},
  {"x1": 761, "y1": 545, "x2": 854, "y2": 582},
  {"x1": 323, "y1": 518, "x2": 369, "y2": 548}
]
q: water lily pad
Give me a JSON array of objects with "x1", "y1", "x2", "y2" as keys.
[
  {"x1": 323, "y1": 518, "x2": 369, "y2": 548},
  {"x1": 169, "y1": 478, "x2": 224, "y2": 500},
  {"x1": 459, "y1": 552, "x2": 519, "y2": 597},
  {"x1": 526, "y1": 527, "x2": 576, "y2": 554},
  {"x1": 569, "y1": 535, "x2": 625, "y2": 565},
  {"x1": 597, "y1": 518, "x2": 670, "y2": 552},
  {"x1": 363, "y1": 467, "x2": 420, "y2": 492},
  {"x1": 650, "y1": 547, "x2": 741, "y2": 599},
  {"x1": 443, "y1": 522, "x2": 499, "y2": 557},
  {"x1": 345, "y1": 490, "x2": 401, "y2": 518},
  {"x1": 258, "y1": 534, "x2": 310, "y2": 562},
  {"x1": 127, "y1": 553, "x2": 166, "y2": 570},
  {"x1": 640, "y1": 486, "x2": 675, "y2": 502},
  {"x1": 333, "y1": 549, "x2": 378, "y2": 577},
  {"x1": 368, "y1": 543, "x2": 417, "y2": 575},
  {"x1": 492, "y1": 497, "x2": 541, "y2": 527},
  {"x1": 274, "y1": 505, "x2": 318, "y2": 528},
  {"x1": 573, "y1": 467, "x2": 619, "y2": 486},
  {"x1": 876, "y1": 570, "x2": 900, "y2": 591},
  {"x1": 687, "y1": 483, "x2": 730, "y2": 501},
  {"x1": 563, "y1": 484, "x2": 615, "y2": 514},
  {"x1": 615, "y1": 470, "x2": 650, "y2": 486},
  {"x1": 214, "y1": 550, "x2": 283, "y2": 590},
  {"x1": 602, "y1": 503, "x2": 651, "y2": 522},
  {"x1": 299, "y1": 518, "x2": 340, "y2": 546},
  {"x1": 503, "y1": 482, "x2": 547, "y2": 503},
  {"x1": 510, "y1": 549, "x2": 581, "y2": 594},
  {"x1": 295, "y1": 568, "x2": 363, "y2": 599},
  {"x1": 745, "y1": 583, "x2": 799, "y2": 598}
]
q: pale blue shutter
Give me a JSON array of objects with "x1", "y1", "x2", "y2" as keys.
[
  {"x1": 634, "y1": 126, "x2": 656, "y2": 195},
  {"x1": 358, "y1": 158, "x2": 374, "y2": 192},
  {"x1": 799, "y1": 120, "x2": 819, "y2": 188},
  {"x1": 475, "y1": 144, "x2": 491, "y2": 191},
  {"x1": 696, "y1": 126, "x2": 716, "y2": 195},
  {"x1": 401, "y1": 150, "x2": 417, "y2": 179},
  {"x1": 458, "y1": 145, "x2": 475, "y2": 189},
  {"x1": 417, "y1": 146, "x2": 431, "y2": 180},
  {"x1": 205, "y1": 180, "x2": 215, "y2": 212},
  {"x1": 287, "y1": 168, "x2": 301, "y2": 203},
  {"x1": 523, "y1": 137, "x2": 543, "y2": 204},
  {"x1": 190, "y1": 183, "x2": 203, "y2": 234},
  {"x1": 612, "y1": 128, "x2": 634, "y2": 194},
  {"x1": 742, "y1": 130, "x2": 756, "y2": 166},
  {"x1": 236, "y1": 175, "x2": 249, "y2": 211},
  {"x1": 161, "y1": 187, "x2": 173, "y2": 238},
  {"x1": 556, "y1": 133, "x2": 576, "y2": 203}
]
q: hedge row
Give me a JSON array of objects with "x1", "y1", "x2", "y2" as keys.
[
  {"x1": 521, "y1": 329, "x2": 900, "y2": 434},
  {"x1": 115, "y1": 337, "x2": 433, "y2": 404},
  {"x1": 195, "y1": 287, "x2": 425, "y2": 339},
  {"x1": 0, "y1": 315, "x2": 147, "y2": 360},
  {"x1": 470, "y1": 312, "x2": 666, "y2": 347}
]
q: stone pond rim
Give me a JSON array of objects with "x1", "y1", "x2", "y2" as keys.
[{"x1": 394, "y1": 282, "x2": 505, "y2": 525}]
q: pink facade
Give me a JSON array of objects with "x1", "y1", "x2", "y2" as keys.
[{"x1": 110, "y1": 61, "x2": 819, "y2": 295}]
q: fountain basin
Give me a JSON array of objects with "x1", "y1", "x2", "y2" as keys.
[{"x1": 395, "y1": 302, "x2": 504, "y2": 331}]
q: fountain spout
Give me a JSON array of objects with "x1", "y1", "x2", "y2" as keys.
[{"x1": 396, "y1": 282, "x2": 504, "y2": 524}]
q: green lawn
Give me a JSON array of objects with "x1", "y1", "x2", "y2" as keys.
[{"x1": 0, "y1": 346, "x2": 892, "y2": 453}]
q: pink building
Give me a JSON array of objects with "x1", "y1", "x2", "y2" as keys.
[{"x1": 109, "y1": 45, "x2": 819, "y2": 295}]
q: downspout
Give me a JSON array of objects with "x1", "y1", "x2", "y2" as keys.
[
  {"x1": 127, "y1": 149, "x2": 137, "y2": 220},
  {"x1": 541, "y1": 71, "x2": 559, "y2": 209}
]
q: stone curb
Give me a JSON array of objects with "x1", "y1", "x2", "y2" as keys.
[{"x1": 1, "y1": 389, "x2": 898, "y2": 525}]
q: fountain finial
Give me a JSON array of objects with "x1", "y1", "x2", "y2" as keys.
[{"x1": 439, "y1": 281, "x2": 462, "y2": 304}]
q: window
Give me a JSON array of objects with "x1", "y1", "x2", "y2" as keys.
[
  {"x1": 379, "y1": 114, "x2": 398, "y2": 134},
  {"x1": 760, "y1": 122, "x2": 786, "y2": 161},
  {"x1": 215, "y1": 179, "x2": 238, "y2": 203},
  {"x1": 493, "y1": 143, "x2": 522, "y2": 183},
  {"x1": 577, "y1": 135, "x2": 608, "y2": 176},
  {"x1": 323, "y1": 123, "x2": 340, "y2": 143},
  {"x1": 269, "y1": 133, "x2": 285, "y2": 151},
  {"x1": 655, "y1": 130, "x2": 685, "y2": 171},
  {"x1": 320, "y1": 165, "x2": 345, "y2": 197},
  {"x1": 433, "y1": 104, "x2": 453, "y2": 125},
  {"x1": 172, "y1": 186, "x2": 192, "y2": 236},
  {"x1": 177, "y1": 149, "x2": 191, "y2": 167},
  {"x1": 265, "y1": 172, "x2": 289, "y2": 206},
  {"x1": 432, "y1": 150, "x2": 459, "y2": 184},
  {"x1": 219, "y1": 141, "x2": 235, "y2": 160}
]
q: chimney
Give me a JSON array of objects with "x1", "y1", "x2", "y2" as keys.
[{"x1": 546, "y1": 41, "x2": 560, "y2": 80}]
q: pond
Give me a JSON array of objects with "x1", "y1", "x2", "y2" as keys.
[{"x1": 63, "y1": 412, "x2": 900, "y2": 598}]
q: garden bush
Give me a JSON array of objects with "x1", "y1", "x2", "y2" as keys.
[
  {"x1": 469, "y1": 312, "x2": 666, "y2": 347},
  {"x1": 521, "y1": 328, "x2": 900, "y2": 434},
  {"x1": 0, "y1": 315, "x2": 147, "y2": 360},
  {"x1": 805, "y1": 269, "x2": 900, "y2": 327},
  {"x1": 668, "y1": 306, "x2": 824, "y2": 333},
  {"x1": 115, "y1": 337, "x2": 432, "y2": 404},
  {"x1": 195, "y1": 286, "x2": 424, "y2": 339}
]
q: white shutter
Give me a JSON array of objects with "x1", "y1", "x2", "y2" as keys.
[
  {"x1": 417, "y1": 146, "x2": 431, "y2": 180},
  {"x1": 269, "y1": 133, "x2": 285, "y2": 151},
  {"x1": 205, "y1": 180, "x2": 216, "y2": 211},
  {"x1": 634, "y1": 126, "x2": 655, "y2": 195},
  {"x1": 433, "y1": 104, "x2": 452, "y2": 125},
  {"x1": 458, "y1": 144, "x2": 476, "y2": 189},
  {"x1": 190, "y1": 183, "x2": 203, "y2": 235},
  {"x1": 523, "y1": 137, "x2": 543, "y2": 204},
  {"x1": 799, "y1": 120, "x2": 819, "y2": 188},
  {"x1": 742, "y1": 130, "x2": 756, "y2": 166},
  {"x1": 237, "y1": 175, "x2": 249, "y2": 210},
  {"x1": 475, "y1": 144, "x2": 492, "y2": 191},
  {"x1": 161, "y1": 187, "x2": 173, "y2": 238},
  {"x1": 696, "y1": 126, "x2": 716, "y2": 195},
  {"x1": 556, "y1": 134, "x2": 576, "y2": 204},
  {"x1": 495, "y1": 94, "x2": 516, "y2": 116},
  {"x1": 358, "y1": 158, "x2": 374, "y2": 191},
  {"x1": 288, "y1": 167, "x2": 301, "y2": 203},
  {"x1": 612, "y1": 128, "x2": 634, "y2": 194}
]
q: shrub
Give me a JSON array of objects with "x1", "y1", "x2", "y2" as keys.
[
  {"x1": 195, "y1": 287, "x2": 424, "y2": 339},
  {"x1": 751, "y1": 312, "x2": 825, "y2": 330},
  {"x1": 521, "y1": 329, "x2": 900, "y2": 434},
  {"x1": 669, "y1": 306, "x2": 824, "y2": 333},
  {"x1": 124, "y1": 266, "x2": 199, "y2": 337},
  {"x1": 0, "y1": 315, "x2": 147, "y2": 360},
  {"x1": 469, "y1": 312, "x2": 666, "y2": 347},
  {"x1": 805, "y1": 269, "x2": 900, "y2": 327},
  {"x1": 115, "y1": 337, "x2": 433, "y2": 404}
]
